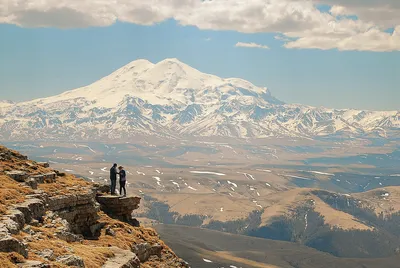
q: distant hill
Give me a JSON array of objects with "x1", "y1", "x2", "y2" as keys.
[
  {"x1": 142, "y1": 186, "x2": 400, "y2": 259},
  {"x1": 155, "y1": 224, "x2": 400, "y2": 268}
]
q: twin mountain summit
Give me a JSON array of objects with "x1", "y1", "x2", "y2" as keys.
[{"x1": 0, "y1": 58, "x2": 398, "y2": 140}]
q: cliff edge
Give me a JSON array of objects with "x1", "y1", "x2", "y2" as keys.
[{"x1": 0, "y1": 145, "x2": 189, "y2": 268}]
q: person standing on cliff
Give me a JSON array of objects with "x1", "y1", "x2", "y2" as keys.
[
  {"x1": 118, "y1": 166, "x2": 127, "y2": 197},
  {"x1": 110, "y1": 163, "x2": 118, "y2": 195}
]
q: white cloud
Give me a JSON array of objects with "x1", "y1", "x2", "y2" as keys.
[
  {"x1": 285, "y1": 26, "x2": 400, "y2": 52},
  {"x1": 275, "y1": 35, "x2": 292, "y2": 42},
  {"x1": 0, "y1": 0, "x2": 399, "y2": 52},
  {"x1": 235, "y1": 42, "x2": 270, "y2": 49}
]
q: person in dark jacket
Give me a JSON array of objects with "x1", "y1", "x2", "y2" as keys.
[
  {"x1": 110, "y1": 163, "x2": 118, "y2": 195},
  {"x1": 118, "y1": 166, "x2": 127, "y2": 197}
]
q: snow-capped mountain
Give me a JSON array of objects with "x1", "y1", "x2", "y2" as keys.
[
  {"x1": 0, "y1": 58, "x2": 399, "y2": 141},
  {"x1": 0, "y1": 100, "x2": 15, "y2": 107}
]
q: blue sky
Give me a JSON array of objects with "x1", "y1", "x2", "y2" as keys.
[{"x1": 0, "y1": 4, "x2": 400, "y2": 110}]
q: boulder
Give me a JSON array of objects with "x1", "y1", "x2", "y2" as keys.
[
  {"x1": 17, "y1": 260, "x2": 50, "y2": 267},
  {"x1": 25, "y1": 178, "x2": 38, "y2": 189},
  {"x1": 105, "y1": 227, "x2": 116, "y2": 237},
  {"x1": 89, "y1": 222, "x2": 106, "y2": 238},
  {"x1": 2, "y1": 209, "x2": 26, "y2": 234},
  {"x1": 102, "y1": 247, "x2": 140, "y2": 268},
  {"x1": 2, "y1": 217, "x2": 21, "y2": 234},
  {"x1": 27, "y1": 173, "x2": 56, "y2": 184},
  {"x1": 14, "y1": 198, "x2": 45, "y2": 223},
  {"x1": 37, "y1": 162, "x2": 50, "y2": 168},
  {"x1": 29, "y1": 175, "x2": 45, "y2": 184},
  {"x1": 129, "y1": 218, "x2": 140, "y2": 227},
  {"x1": 43, "y1": 172, "x2": 56, "y2": 183},
  {"x1": 54, "y1": 170, "x2": 66, "y2": 177},
  {"x1": 0, "y1": 235, "x2": 28, "y2": 258},
  {"x1": 132, "y1": 242, "x2": 163, "y2": 262},
  {"x1": 5, "y1": 171, "x2": 29, "y2": 182},
  {"x1": 28, "y1": 191, "x2": 49, "y2": 203},
  {"x1": 93, "y1": 183, "x2": 110, "y2": 194},
  {"x1": 38, "y1": 249, "x2": 56, "y2": 261},
  {"x1": 22, "y1": 225, "x2": 34, "y2": 235},
  {"x1": 7, "y1": 209, "x2": 26, "y2": 227},
  {"x1": 56, "y1": 255, "x2": 85, "y2": 267},
  {"x1": 55, "y1": 230, "x2": 84, "y2": 243},
  {"x1": 30, "y1": 219, "x2": 40, "y2": 227}
]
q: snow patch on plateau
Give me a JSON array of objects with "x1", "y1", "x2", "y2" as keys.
[{"x1": 190, "y1": 171, "x2": 226, "y2": 176}]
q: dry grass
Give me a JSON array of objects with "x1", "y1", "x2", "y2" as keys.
[
  {"x1": 0, "y1": 175, "x2": 33, "y2": 214},
  {"x1": 151, "y1": 193, "x2": 255, "y2": 222},
  {"x1": 354, "y1": 186, "x2": 400, "y2": 215},
  {"x1": 71, "y1": 245, "x2": 114, "y2": 268},
  {"x1": 0, "y1": 145, "x2": 54, "y2": 213},
  {"x1": 312, "y1": 196, "x2": 372, "y2": 230},
  {"x1": 16, "y1": 224, "x2": 114, "y2": 268},
  {"x1": 260, "y1": 188, "x2": 309, "y2": 225},
  {"x1": 0, "y1": 253, "x2": 25, "y2": 268},
  {"x1": 12, "y1": 213, "x2": 179, "y2": 267},
  {"x1": 259, "y1": 189, "x2": 373, "y2": 231},
  {"x1": 38, "y1": 173, "x2": 91, "y2": 196},
  {"x1": 0, "y1": 146, "x2": 52, "y2": 175},
  {"x1": 86, "y1": 213, "x2": 167, "y2": 249}
]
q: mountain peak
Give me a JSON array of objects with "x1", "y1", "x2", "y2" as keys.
[
  {"x1": 127, "y1": 58, "x2": 184, "y2": 66},
  {"x1": 153, "y1": 58, "x2": 198, "y2": 75},
  {"x1": 123, "y1": 58, "x2": 154, "y2": 70},
  {"x1": 159, "y1": 58, "x2": 182, "y2": 63}
]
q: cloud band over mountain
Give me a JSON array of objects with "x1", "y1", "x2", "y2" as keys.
[{"x1": 1, "y1": 0, "x2": 399, "y2": 52}]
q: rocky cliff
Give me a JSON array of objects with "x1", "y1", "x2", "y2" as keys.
[{"x1": 0, "y1": 145, "x2": 188, "y2": 267}]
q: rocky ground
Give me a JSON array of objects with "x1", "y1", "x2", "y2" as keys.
[{"x1": 0, "y1": 145, "x2": 188, "y2": 267}]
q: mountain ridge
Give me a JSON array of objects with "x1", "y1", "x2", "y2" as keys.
[{"x1": 0, "y1": 58, "x2": 398, "y2": 140}]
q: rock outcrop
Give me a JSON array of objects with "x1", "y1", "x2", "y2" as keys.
[
  {"x1": 13, "y1": 198, "x2": 45, "y2": 224},
  {"x1": 132, "y1": 243, "x2": 163, "y2": 263},
  {"x1": 56, "y1": 255, "x2": 85, "y2": 267},
  {"x1": 0, "y1": 145, "x2": 189, "y2": 267},
  {"x1": 102, "y1": 247, "x2": 140, "y2": 268},
  {"x1": 96, "y1": 195, "x2": 141, "y2": 225},
  {"x1": 0, "y1": 234, "x2": 28, "y2": 258},
  {"x1": 5, "y1": 171, "x2": 29, "y2": 182},
  {"x1": 47, "y1": 191, "x2": 99, "y2": 235}
]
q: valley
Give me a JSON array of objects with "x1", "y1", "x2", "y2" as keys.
[
  {"x1": 3, "y1": 136, "x2": 400, "y2": 266},
  {"x1": 155, "y1": 224, "x2": 400, "y2": 268}
]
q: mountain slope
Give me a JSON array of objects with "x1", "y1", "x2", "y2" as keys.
[
  {"x1": 155, "y1": 224, "x2": 400, "y2": 268},
  {"x1": 0, "y1": 58, "x2": 398, "y2": 140},
  {"x1": 0, "y1": 145, "x2": 188, "y2": 267}
]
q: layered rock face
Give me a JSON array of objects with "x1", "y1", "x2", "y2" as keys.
[
  {"x1": 96, "y1": 195, "x2": 141, "y2": 225},
  {"x1": 47, "y1": 191, "x2": 99, "y2": 235},
  {"x1": 0, "y1": 145, "x2": 188, "y2": 267}
]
